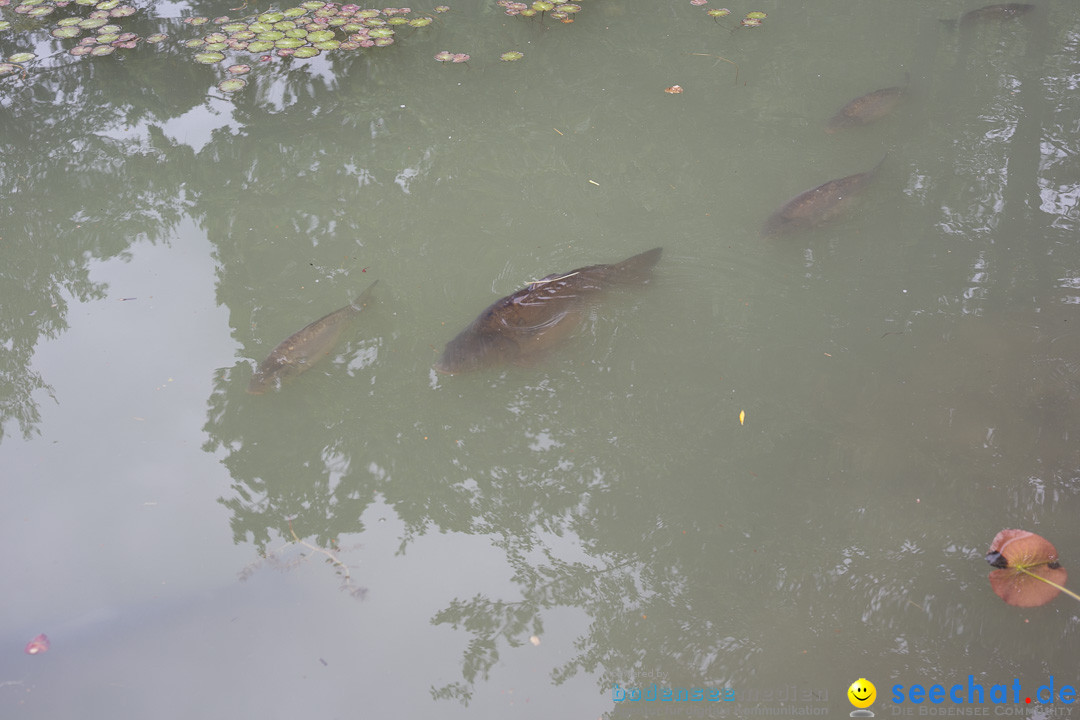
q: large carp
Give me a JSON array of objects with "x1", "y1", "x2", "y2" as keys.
[
  {"x1": 826, "y1": 84, "x2": 906, "y2": 133},
  {"x1": 248, "y1": 280, "x2": 377, "y2": 394},
  {"x1": 434, "y1": 248, "x2": 662, "y2": 375},
  {"x1": 761, "y1": 157, "x2": 885, "y2": 238},
  {"x1": 958, "y1": 3, "x2": 1035, "y2": 29}
]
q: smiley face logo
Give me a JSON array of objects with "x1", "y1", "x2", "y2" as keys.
[{"x1": 848, "y1": 678, "x2": 876, "y2": 709}]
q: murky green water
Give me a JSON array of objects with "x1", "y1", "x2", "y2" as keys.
[{"x1": 3, "y1": 1, "x2": 1080, "y2": 718}]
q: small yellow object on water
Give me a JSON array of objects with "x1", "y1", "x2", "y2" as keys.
[{"x1": 739, "y1": 410, "x2": 745, "y2": 425}]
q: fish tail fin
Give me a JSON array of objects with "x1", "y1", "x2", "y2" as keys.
[
  {"x1": 350, "y1": 279, "x2": 379, "y2": 311},
  {"x1": 612, "y1": 247, "x2": 663, "y2": 284}
]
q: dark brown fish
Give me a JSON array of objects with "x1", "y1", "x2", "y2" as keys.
[
  {"x1": 761, "y1": 157, "x2": 885, "y2": 238},
  {"x1": 434, "y1": 248, "x2": 662, "y2": 375},
  {"x1": 248, "y1": 280, "x2": 377, "y2": 394},
  {"x1": 958, "y1": 3, "x2": 1035, "y2": 29},
  {"x1": 826, "y1": 85, "x2": 906, "y2": 133}
]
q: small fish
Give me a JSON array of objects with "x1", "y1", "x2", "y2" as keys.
[
  {"x1": 25, "y1": 633, "x2": 49, "y2": 655},
  {"x1": 958, "y1": 3, "x2": 1035, "y2": 29},
  {"x1": 761, "y1": 156, "x2": 886, "y2": 238},
  {"x1": 434, "y1": 248, "x2": 662, "y2": 375},
  {"x1": 826, "y1": 85, "x2": 906, "y2": 133},
  {"x1": 248, "y1": 280, "x2": 377, "y2": 394}
]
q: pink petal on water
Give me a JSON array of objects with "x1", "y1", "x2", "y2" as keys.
[{"x1": 25, "y1": 634, "x2": 49, "y2": 655}]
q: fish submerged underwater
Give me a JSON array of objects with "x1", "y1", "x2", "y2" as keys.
[
  {"x1": 957, "y1": 3, "x2": 1035, "y2": 29},
  {"x1": 826, "y1": 84, "x2": 907, "y2": 133},
  {"x1": 248, "y1": 280, "x2": 378, "y2": 394},
  {"x1": 761, "y1": 157, "x2": 886, "y2": 238},
  {"x1": 434, "y1": 247, "x2": 663, "y2": 375}
]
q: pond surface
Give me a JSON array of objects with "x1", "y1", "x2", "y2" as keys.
[{"x1": 2, "y1": 1, "x2": 1080, "y2": 718}]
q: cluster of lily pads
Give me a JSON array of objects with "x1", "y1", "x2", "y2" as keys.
[
  {"x1": 179, "y1": 4, "x2": 447, "y2": 91},
  {"x1": 496, "y1": 0, "x2": 581, "y2": 24},
  {"x1": 0, "y1": 0, "x2": 147, "y2": 73},
  {"x1": 0, "y1": 0, "x2": 449, "y2": 91}
]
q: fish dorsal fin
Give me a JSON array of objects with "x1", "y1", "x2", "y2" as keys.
[{"x1": 349, "y1": 279, "x2": 379, "y2": 311}]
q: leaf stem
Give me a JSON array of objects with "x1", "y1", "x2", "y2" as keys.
[{"x1": 1017, "y1": 566, "x2": 1080, "y2": 603}]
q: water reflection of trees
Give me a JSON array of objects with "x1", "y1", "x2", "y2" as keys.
[
  {"x1": 0, "y1": 36, "x2": 203, "y2": 441},
  {"x1": 3, "y1": 2, "x2": 1080, "y2": 712}
]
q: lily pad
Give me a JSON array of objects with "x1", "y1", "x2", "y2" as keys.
[
  {"x1": 194, "y1": 51, "x2": 225, "y2": 64},
  {"x1": 218, "y1": 77, "x2": 247, "y2": 92},
  {"x1": 987, "y1": 529, "x2": 1069, "y2": 607}
]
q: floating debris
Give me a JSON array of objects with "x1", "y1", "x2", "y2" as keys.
[
  {"x1": 499, "y1": 50, "x2": 523, "y2": 61},
  {"x1": 24, "y1": 634, "x2": 49, "y2": 655},
  {"x1": 664, "y1": 84, "x2": 683, "y2": 93}
]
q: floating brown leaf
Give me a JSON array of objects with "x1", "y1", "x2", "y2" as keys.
[{"x1": 986, "y1": 529, "x2": 1067, "y2": 607}]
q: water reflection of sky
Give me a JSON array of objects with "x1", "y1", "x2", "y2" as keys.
[{"x1": 160, "y1": 99, "x2": 241, "y2": 153}]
